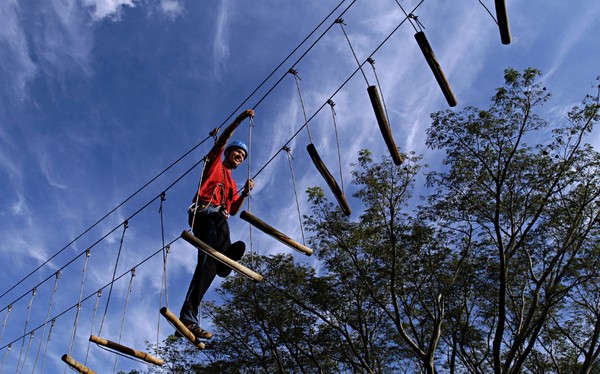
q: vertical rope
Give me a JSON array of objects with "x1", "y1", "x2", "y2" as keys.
[
  {"x1": 67, "y1": 250, "x2": 91, "y2": 357},
  {"x1": 335, "y1": 18, "x2": 370, "y2": 86},
  {"x1": 15, "y1": 288, "x2": 36, "y2": 373},
  {"x1": 40, "y1": 319, "x2": 55, "y2": 374},
  {"x1": 98, "y1": 221, "x2": 129, "y2": 336},
  {"x1": 157, "y1": 192, "x2": 170, "y2": 351},
  {"x1": 0, "y1": 304, "x2": 11, "y2": 343},
  {"x1": 0, "y1": 344, "x2": 11, "y2": 372},
  {"x1": 247, "y1": 116, "x2": 255, "y2": 266},
  {"x1": 18, "y1": 331, "x2": 34, "y2": 374},
  {"x1": 157, "y1": 192, "x2": 169, "y2": 350},
  {"x1": 84, "y1": 290, "x2": 102, "y2": 365},
  {"x1": 327, "y1": 99, "x2": 346, "y2": 194},
  {"x1": 477, "y1": 0, "x2": 499, "y2": 24},
  {"x1": 112, "y1": 268, "x2": 136, "y2": 374},
  {"x1": 283, "y1": 147, "x2": 306, "y2": 246},
  {"x1": 289, "y1": 69, "x2": 313, "y2": 143},
  {"x1": 157, "y1": 244, "x2": 170, "y2": 354},
  {"x1": 158, "y1": 193, "x2": 169, "y2": 309},
  {"x1": 32, "y1": 271, "x2": 61, "y2": 372}
]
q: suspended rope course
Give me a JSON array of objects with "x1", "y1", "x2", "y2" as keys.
[{"x1": 0, "y1": 0, "x2": 516, "y2": 370}]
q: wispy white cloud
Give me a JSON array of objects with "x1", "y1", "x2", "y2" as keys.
[
  {"x1": 212, "y1": 2, "x2": 231, "y2": 80},
  {"x1": 81, "y1": 0, "x2": 135, "y2": 21},
  {"x1": 159, "y1": 0, "x2": 184, "y2": 19},
  {"x1": 0, "y1": 0, "x2": 38, "y2": 102},
  {"x1": 544, "y1": 5, "x2": 600, "y2": 82}
]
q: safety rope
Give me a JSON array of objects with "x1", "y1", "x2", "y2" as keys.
[
  {"x1": 335, "y1": 18, "x2": 370, "y2": 86},
  {"x1": 289, "y1": 69, "x2": 314, "y2": 143},
  {"x1": 0, "y1": 304, "x2": 11, "y2": 343},
  {"x1": 250, "y1": 0, "x2": 357, "y2": 111},
  {"x1": 158, "y1": 193, "x2": 170, "y2": 351},
  {"x1": 67, "y1": 249, "x2": 91, "y2": 358},
  {"x1": 98, "y1": 221, "x2": 129, "y2": 337},
  {"x1": 247, "y1": 116, "x2": 256, "y2": 266},
  {"x1": 40, "y1": 318, "x2": 55, "y2": 374},
  {"x1": 157, "y1": 244, "x2": 170, "y2": 353},
  {"x1": 18, "y1": 331, "x2": 34, "y2": 374},
  {"x1": 31, "y1": 271, "x2": 60, "y2": 372},
  {"x1": 283, "y1": 146, "x2": 306, "y2": 246},
  {"x1": 15, "y1": 288, "x2": 36, "y2": 373},
  {"x1": 0, "y1": 343, "x2": 10, "y2": 372},
  {"x1": 111, "y1": 268, "x2": 136, "y2": 373},
  {"x1": 327, "y1": 99, "x2": 346, "y2": 194},
  {"x1": 84, "y1": 290, "x2": 102, "y2": 365},
  {"x1": 158, "y1": 193, "x2": 169, "y2": 309},
  {"x1": 477, "y1": 0, "x2": 499, "y2": 25}
]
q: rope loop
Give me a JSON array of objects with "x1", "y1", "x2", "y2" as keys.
[
  {"x1": 282, "y1": 146, "x2": 293, "y2": 159},
  {"x1": 290, "y1": 69, "x2": 313, "y2": 143},
  {"x1": 408, "y1": 13, "x2": 425, "y2": 31},
  {"x1": 209, "y1": 128, "x2": 219, "y2": 143},
  {"x1": 336, "y1": 19, "x2": 370, "y2": 86},
  {"x1": 283, "y1": 147, "x2": 306, "y2": 246}
]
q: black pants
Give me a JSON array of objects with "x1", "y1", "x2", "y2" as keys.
[{"x1": 179, "y1": 206, "x2": 244, "y2": 324}]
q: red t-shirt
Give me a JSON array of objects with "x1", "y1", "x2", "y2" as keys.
[{"x1": 196, "y1": 146, "x2": 240, "y2": 212}]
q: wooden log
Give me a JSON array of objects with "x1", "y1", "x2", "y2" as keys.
[
  {"x1": 159, "y1": 307, "x2": 205, "y2": 349},
  {"x1": 61, "y1": 354, "x2": 96, "y2": 374},
  {"x1": 181, "y1": 231, "x2": 263, "y2": 283},
  {"x1": 494, "y1": 0, "x2": 511, "y2": 45},
  {"x1": 240, "y1": 210, "x2": 314, "y2": 256},
  {"x1": 414, "y1": 31, "x2": 457, "y2": 107},
  {"x1": 306, "y1": 143, "x2": 352, "y2": 215},
  {"x1": 89, "y1": 335, "x2": 164, "y2": 366},
  {"x1": 366, "y1": 86, "x2": 404, "y2": 166}
]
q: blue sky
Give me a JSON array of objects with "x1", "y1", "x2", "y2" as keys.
[{"x1": 1, "y1": 0, "x2": 598, "y2": 372}]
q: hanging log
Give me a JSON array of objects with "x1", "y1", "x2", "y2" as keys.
[
  {"x1": 89, "y1": 335, "x2": 164, "y2": 366},
  {"x1": 61, "y1": 354, "x2": 96, "y2": 374},
  {"x1": 306, "y1": 143, "x2": 352, "y2": 215},
  {"x1": 414, "y1": 31, "x2": 457, "y2": 107},
  {"x1": 181, "y1": 231, "x2": 263, "y2": 283},
  {"x1": 159, "y1": 307, "x2": 206, "y2": 350},
  {"x1": 240, "y1": 210, "x2": 314, "y2": 256},
  {"x1": 366, "y1": 86, "x2": 405, "y2": 166},
  {"x1": 494, "y1": 0, "x2": 511, "y2": 45}
]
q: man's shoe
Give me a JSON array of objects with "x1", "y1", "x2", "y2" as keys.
[
  {"x1": 175, "y1": 320, "x2": 213, "y2": 340},
  {"x1": 216, "y1": 241, "x2": 246, "y2": 277}
]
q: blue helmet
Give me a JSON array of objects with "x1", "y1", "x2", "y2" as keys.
[{"x1": 225, "y1": 140, "x2": 248, "y2": 160}]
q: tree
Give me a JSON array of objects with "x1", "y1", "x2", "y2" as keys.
[{"x1": 426, "y1": 68, "x2": 599, "y2": 373}]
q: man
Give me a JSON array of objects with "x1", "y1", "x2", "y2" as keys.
[{"x1": 178, "y1": 109, "x2": 255, "y2": 339}]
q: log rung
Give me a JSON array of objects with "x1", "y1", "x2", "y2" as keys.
[
  {"x1": 306, "y1": 143, "x2": 353, "y2": 215},
  {"x1": 240, "y1": 210, "x2": 314, "y2": 255},
  {"x1": 366, "y1": 86, "x2": 404, "y2": 166},
  {"x1": 61, "y1": 354, "x2": 96, "y2": 374},
  {"x1": 89, "y1": 335, "x2": 164, "y2": 366},
  {"x1": 181, "y1": 231, "x2": 263, "y2": 282},
  {"x1": 414, "y1": 31, "x2": 457, "y2": 107},
  {"x1": 494, "y1": 0, "x2": 511, "y2": 44},
  {"x1": 159, "y1": 307, "x2": 206, "y2": 349}
]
